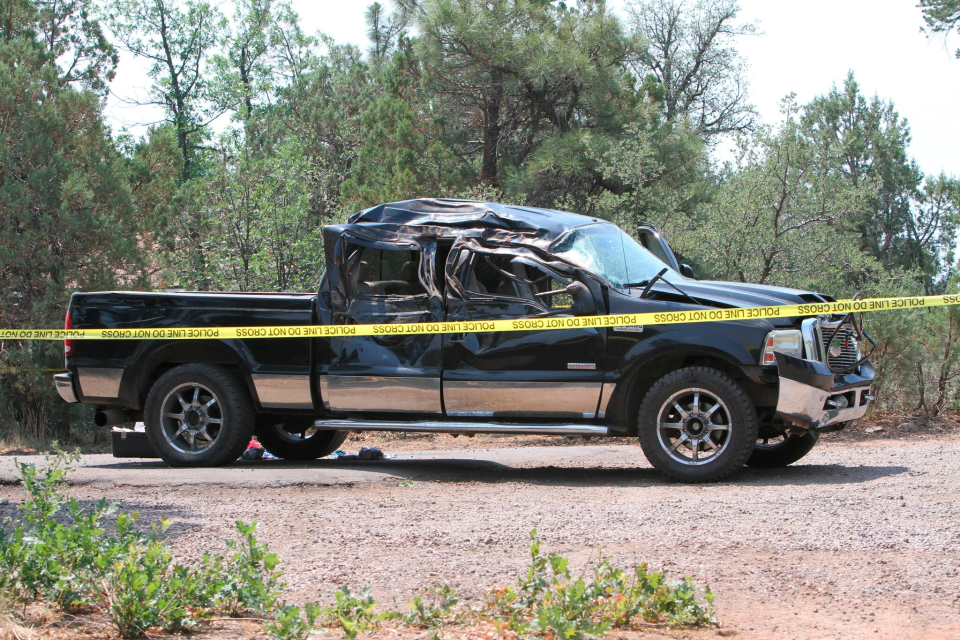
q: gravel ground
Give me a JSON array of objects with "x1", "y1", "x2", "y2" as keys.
[{"x1": 1, "y1": 432, "x2": 959, "y2": 640}]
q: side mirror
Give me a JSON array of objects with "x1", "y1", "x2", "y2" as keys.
[
  {"x1": 680, "y1": 264, "x2": 695, "y2": 279},
  {"x1": 568, "y1": 281, "x2": 597, "y2": 316}
]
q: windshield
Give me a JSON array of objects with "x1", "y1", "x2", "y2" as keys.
[{"x1": 550, "y1": 223, "x2": 682, "y2": 288}]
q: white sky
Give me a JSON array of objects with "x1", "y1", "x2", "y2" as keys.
[{"x1": 104, "y1": 0, "x2": 960, "y2": 178}]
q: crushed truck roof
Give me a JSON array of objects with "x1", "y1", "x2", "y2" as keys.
[{"x1": 348, "y1": 198, "x2": 602, "y2": 243}]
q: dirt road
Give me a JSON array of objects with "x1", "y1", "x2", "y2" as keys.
[{"x1": 2, "y1": 434, "x2": 959, "y2": 640}]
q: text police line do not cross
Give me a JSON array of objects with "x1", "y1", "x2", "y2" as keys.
[{"x1": 0, "y1": 293, "x2": 950, "y2": 341}]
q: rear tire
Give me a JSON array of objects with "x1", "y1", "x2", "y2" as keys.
[
  {"x1": 144, "y1": 364, "x2": 254, "y2": 467},
  {"x1": 746, "y1": 431, "x2": 819, "y2": 468},
  {"x1": 637, "y1": 367, "x2": 758, "y2": 483},
  {"x1": 255, "y1": 420, "x2": 347, "y2": 460}
]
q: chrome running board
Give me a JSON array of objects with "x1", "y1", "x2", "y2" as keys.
[{"x1": 313, "y1": 419, "x2": 609, "y2": 437}]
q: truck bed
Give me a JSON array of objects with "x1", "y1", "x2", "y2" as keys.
[{"x1": 68, "y1": 291, "x2": 319, "y2": 408}]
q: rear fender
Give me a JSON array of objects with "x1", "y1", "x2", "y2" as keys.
[{"x1": 130, "y1": 339, "x2": 256, "y2": 409}]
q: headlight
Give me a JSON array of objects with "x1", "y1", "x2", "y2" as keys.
[{"x1": 761, "y1": 329, "x2": 803, "y2": 365}]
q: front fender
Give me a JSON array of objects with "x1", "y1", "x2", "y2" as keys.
[
  {"x1": 600, "y1": 320, "x2": 772, "y2": 427},
  {"x1": 611, "y1": 321, "x2": 767, "y2": 372}
]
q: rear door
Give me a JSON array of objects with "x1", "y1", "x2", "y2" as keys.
[
  {"x1": 323, "y1": 230, "x2": 444, "y2": 413},
  {"x1": 441, "y1": 243, "x2": 606, "y2": 419}
]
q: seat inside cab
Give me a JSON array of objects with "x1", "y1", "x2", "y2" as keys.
[
  {"x1": 351, "y1": 246, "x2": 426, "y2": 296},
  {"x1": 464, "y1": 254, "x2": 566, "y2": 305}
]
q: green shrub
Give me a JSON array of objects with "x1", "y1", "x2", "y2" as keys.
[
  {"x1": 218, "y1": 520, "x2": 285, "y2": 615},
  {"x1": 405, "y1": 583, "x2": 459, "y2": 629},
  {"x1": 485, "y1": 531, "x2": 715, "y2": 638},
  {"x1": 0, "y1": 456, "x2": 717, "y2": 640},
  {"x1": 325, "y1": 586, "x2": 379, "y2": 638},
  {"x1": 265, "y1": 602, "x2": 322, "y2": 640},
  {"x1": 0, "y1": 451, "x2": 286, "y2": 638}
]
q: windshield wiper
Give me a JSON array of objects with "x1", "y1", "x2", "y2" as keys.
[
  {"x1": 641, "y1": 268, "x2": 668, "y2": 299},
  {"x1": 621, "y1": 268, "x2": 668, "y2": 298},
  {"x1": 625, "y1": 268, "x2": 704, "y2": 306}
]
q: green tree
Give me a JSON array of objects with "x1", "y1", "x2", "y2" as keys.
[
  {"x1": 403, "y1": 0, "x2": 639, "y2": 187},
  {"x1": 121, "y1": 126, "x2": 185, "y2": 285},
  {"x1": 179, "y1": 136, "x2": 322, "y2": 292},
  {"x1": 366, "y1": 1, "x2": 406, "y2": 62},
  {"x1": 341, "y1": 43, "x2": 463, "y2": 208},
  {"x1": 577, "y1": 111, "x2": 709, "y2": 238},
  {"x1": 920, "y1": 0, "x2": 960, "y2": 58},
  {"x1": 801, "y1": 73, "x2": 959, "y2": 289},
  {"x1": 212, "y1": 0, "x2": 278, "y2": 124},
  {"x1": 686, "y1": 102, "x2": 877, "y2": 292},
  {"x1": 273, "y1": 40, "x2": 372, "y2": 220},
  {"x1": 270, "y1": 1, "x2": 319, "y2": 85},
  {"x1": 626, "y1": 0, "x2": 757, "y2": 138},
  {"x1": 0, "y1": 1, "x2": 152, "y2": 441},
  {"x1": 109, "y1": 0, "x2": 226, "y2": 180}
]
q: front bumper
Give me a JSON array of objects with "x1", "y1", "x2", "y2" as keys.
[
  {"x1": 54, "y1": 372, "x2": 79, "y2": 403},
  {"x1": 774, "y1": 352, "x2": 874, "y2": 429}
]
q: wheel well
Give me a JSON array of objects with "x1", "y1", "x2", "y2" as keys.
[
  {"x1": 136, "y1": 343, "x2": 247, "y2": 407},
  {"x1": 609, "y1": 353, "x2": 744, "y2": 435}
]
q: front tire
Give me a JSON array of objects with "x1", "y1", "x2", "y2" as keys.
[
  {"x1": 746, "y1": 431, "x2": 819, "y2": 468},
  {"x1": 144, "y1": 364, "x2": 254, "y2": 467},
  {"x1": 255, "y1": 420, "x2": 347, "y2": 460},
  {"x1": 637, "y1": 367, "x2": 758, "y2": 483}
]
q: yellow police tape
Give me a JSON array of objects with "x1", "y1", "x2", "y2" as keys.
[{"x1": 0, "y1": 293, "x2": 956, "y2": 341}]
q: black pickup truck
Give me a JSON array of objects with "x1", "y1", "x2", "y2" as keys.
[{"x1": 54, "y1": 199, "x2": 874, "y2": 482}]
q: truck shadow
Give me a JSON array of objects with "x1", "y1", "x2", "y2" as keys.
[
  {"x1": 308, "y1": 459, "x2": 912, "y2": 487},
  {"x1": 85, "y1": 457, "x2": 912, "y2": 488}
]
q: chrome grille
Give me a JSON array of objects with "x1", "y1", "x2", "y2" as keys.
[{"x1": 820, "y1": 323, "x2": 860, "y2": 370}]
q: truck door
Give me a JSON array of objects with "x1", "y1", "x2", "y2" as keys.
[
  {"x1": 323, "y1": 231, "x2": 444, "y2": 414},
  {"x1": 441, "y1": 243, "x2": 606, "y2": 419}
]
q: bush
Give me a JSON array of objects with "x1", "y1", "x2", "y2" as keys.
[
  {"x1": 219, "y1": 520, "x2": 285, "y2": 615},
  {"x1": 0, "y1": 451, "x2": 284, "y2": 638},
  {"x1": 485, "y1": 531, "x2": 715, "y2": 638},
  {"x1": 265, "y1": 602, "x2": 322, "y2": 640},
  {"x1": 0, "y1": 456, "x2": 718, "y2": 639},
  {"x1": 324, "y1": 586, "x2": 380, "y2": 639}
]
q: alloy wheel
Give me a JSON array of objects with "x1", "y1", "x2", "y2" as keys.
[
  {"x1": 160, "y1": 382, "x2": 223, "y2": 454},
  {"x1": 656, "y1": 387, "x2": 732, "y2": 465}
]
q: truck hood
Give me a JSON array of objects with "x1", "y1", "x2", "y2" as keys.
[{"x1": 634, "y1": 279, "x2": 831, "y2": 309}]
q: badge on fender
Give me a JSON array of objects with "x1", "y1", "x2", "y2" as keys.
[{"x1": 613, "y1": 325, "x2": 644, "y2": 333}]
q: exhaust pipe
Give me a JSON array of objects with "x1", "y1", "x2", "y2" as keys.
[{"x1": 94, "y1": 409, "x2": 130, "y2": 428}]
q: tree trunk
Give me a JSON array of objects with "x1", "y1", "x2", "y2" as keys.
[
  {"x1": 934, "y1": 313, "x2": 957, "y2": 415},
  {"x1": 914, "y1": 360, "x2": 928, "y2": 413},
  {"x1": 480, "y1": 67, "x2": 503, "y2": 185}
]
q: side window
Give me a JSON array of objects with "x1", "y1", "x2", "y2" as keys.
[
  {"x1": 346, "y1": 243, "x2": 426, "y2": 297},
  {"x1": 462, "y1": 253, "x2": 571, "y2": 310}
]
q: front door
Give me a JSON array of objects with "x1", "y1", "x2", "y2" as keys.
[
  {"x1": 325, "y1": 231, "x2": 444, "y2": 413},
  {"x1": 441, "y1": 243, "x2": 606, "y2": 419}
]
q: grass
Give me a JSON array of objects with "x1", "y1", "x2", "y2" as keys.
[{"x1": 0, "y1": 450, "x2": 717, "y2": 639}]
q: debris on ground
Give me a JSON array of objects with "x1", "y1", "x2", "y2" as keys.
[
  {"x1": 865, "y1": 426, "x2": 884, "y2": 433},
  {"x1": 241, "y1": 446, "x2": 264, "y2": 460},
  {"x1": 360, "y1": 446, "x2": 384, "y2": 460},
  {"x1": 240, "y1": 438, "x2": 276, "y2": 460},
  {"x1": 329, "y1": 446, "x2": 391, "y2": 460}
]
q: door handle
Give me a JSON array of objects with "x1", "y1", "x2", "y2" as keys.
[{"x1": 449, "y1": 332, "x2": 467, "y2": 343}]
